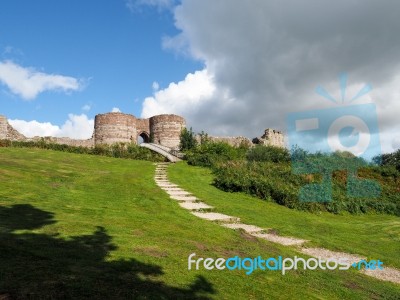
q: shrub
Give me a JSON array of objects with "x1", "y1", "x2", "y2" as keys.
[
  {"x1": 373, "y1": 149, "x2": 400, "y2": 171},
  {"x1": 246, "y1": 145, "x2": 290, "y2": 163},
  {"x1": 212, "y1": 158, "x2": 400, "y2": 216},
  {"x1": 179, "y1": 127, "x2": 197, "y2": 151},
  {"x1": 186, "y1": 141, "x2": 247, "y2": 168},
  {"x1": 0, "y1": 140, "x2": 164, "y2": 162}
]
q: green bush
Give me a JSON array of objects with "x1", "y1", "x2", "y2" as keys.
[
  {"x1": 373, "y1": 149, "x2": 400, "y2": 171},
  {"x1": 212, "y1": 159, "x2": 399, "y2": 216},
  {"x1": 179, "y1": 127, "x2": 197, "y2": 151},
  {"x1": 0, "y1": 139, "x2": 165, "y2": 162},
  {"x1": 246, "y1": 145, "x2": 290, "y2": 163},
  {"x1": 186, "y1": 141, "x2": 247, "y2": 168}
]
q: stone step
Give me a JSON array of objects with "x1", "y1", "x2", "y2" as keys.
[
  {"x1": 164, "y1": 187, "x2": 189, "y2": 194},
  {"x1": 166, "y1": 190, "x2": 193, "y2": 196},
  {"x1": 191, "y1": 212, "x2": 240, "y2": 223},
  {"x1": 222, "y1": 223, "x2": 265, "y2": 234},
  {"x1": 170, "y1": 195, "x2": 198, "y2": 201},
  {"x1": 160, "y1": 187, "x2": 183, "y2": 191},
  {"x1": 362, "y1": 266, "x2": 400, "y2": 285},
  {"x1": 179, "y1": 202, "x2": 213, "y2": 211},
  {"x1": 251, "y1": 233, "x2": 307, "y2": 246},
  {"x1": 299, "y1": 248, "x2": 364, "y2": 264},
  {"x1": 170, "y1": 196, "x2": 198, "y2": 203},
  {"x1": 157, "y1": 184, "x2": 179, "y2": 188},
  {"x1": 157, "y1": 183, "x2": 174, "y2": 186}
]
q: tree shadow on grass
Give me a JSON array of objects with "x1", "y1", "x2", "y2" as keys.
[{"x1": 0, "y1": 204, "x2": 215, "y2": 299}]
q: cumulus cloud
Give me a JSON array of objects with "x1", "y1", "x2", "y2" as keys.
[
  {"x1": 141, "y1": 69, "x2": 218, "y2": 117},
  {"x1": 0, "y1": 60, "x2": 83, "y2": 100},
  {"x1": 152, "y1": 81, "x2": 160, "y2": 91},
  {"x1": 111, "y1": 107, "x2": 121, "y2": 113},
  {"x1": 9, "y1": 114, "x2": 94, "y2": 139},
  {"x1": 141, "y1": 0, "x2": 400, "y2": 152}
]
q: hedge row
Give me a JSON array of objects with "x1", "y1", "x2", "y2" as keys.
[
  {"x1": 0, "y1": 139, "x2": 165, "y2": 162},
  {"x1": 213, "y1": 160, "x2": 400, "y2": 216}
]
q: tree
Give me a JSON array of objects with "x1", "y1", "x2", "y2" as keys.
[{"x1": 180, "y1": 127, "x2": 197, "y2": 151}]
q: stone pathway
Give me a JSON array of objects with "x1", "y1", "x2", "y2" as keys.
[{"x1": 154, "y1": 163, "x2": 400, "y2": 285}]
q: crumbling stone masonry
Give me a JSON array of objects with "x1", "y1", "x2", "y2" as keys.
[
  {"x1": 94, "y1": 112, "x2": 186, "y2": 149},
  {"x1": 0, "y1": 115, "x2": 7, "y2": 140},
  {"x1": 252, "y1": 128, "x2": 285, "y2": 147}
]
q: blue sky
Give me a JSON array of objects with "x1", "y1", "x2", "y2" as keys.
[
  {"x1": 1, "y1": 0, "x2": 201, "y2": 129},
  {"x1": 1, "y1": 0, "x2": 399, "y2": 153}
]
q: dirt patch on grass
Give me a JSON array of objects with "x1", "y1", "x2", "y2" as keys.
[
  {"x1": 131, "y1": 229, "x2": 145, "y2": 237},
  {"x1": 133, "y1": 246, "x2": 168, "y2": 258},
  {"x1": 239, "y1": 230, "x2": 257, "y2": 242},
  {"x1": 190, "y1": 241, "x2": 209, "y2": 251}
]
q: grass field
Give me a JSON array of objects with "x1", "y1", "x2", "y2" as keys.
[
  {"x1": 0, "y1": 148, "x2": 399, "y2": 299},
  {"x1": 169, "y1": 163, "x2": 400, "y2": 269}
]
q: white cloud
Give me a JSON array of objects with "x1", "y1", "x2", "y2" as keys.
[
  {"x1": 82, "y1": 104, "x2": 91, "y2": 111},
  {"x1": 111, "y1": 107, "x2": 121, "y2": 113},
  {"x1": 0, "y1": 60, "x2": 83, "y2": 100},
  {"x1": 152, "y1": 81, "x2": 160, "y2": 91},
  {"x1": 140, "y1": 0, "x2": 400, "y2": 150},
  {"x1": 8, "y1": 119, "x2": 60, "y2": 137},
  {"x1": 141, "y1": 69, "x2": 217, "y2": 118},
  {"x1": 9, "y1": 114, "x2": 94, "y2": 139}
]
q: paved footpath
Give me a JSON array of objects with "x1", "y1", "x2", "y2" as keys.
[{"x1": 154, "y1": 163, "x2": 400, "y2": 285}]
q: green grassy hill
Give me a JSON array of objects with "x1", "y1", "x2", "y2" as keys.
[{"x1": 0, "y1": 148, "x2": 399, "y2": 299}]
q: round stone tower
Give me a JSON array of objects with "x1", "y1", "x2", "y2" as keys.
[
  {"x1": 149, "y1": 114, "x2": 186, "y2": 149},
  {"x1": 0, "y1": 115, "x2": 8, "y2": 140},
  {"x1": 94, "y1": 112, "x2": 136, "y2": 146}
]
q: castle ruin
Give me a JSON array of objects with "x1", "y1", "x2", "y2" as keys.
[
  {"x1": 0, "y1": 112, "x2": 284, "y2": 149},
  {"x1": 94, "y1": 113, "x2": 185, "y2": 148}
]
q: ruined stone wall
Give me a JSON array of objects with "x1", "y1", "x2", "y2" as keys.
[
  {"x1": 203, "y1": 136, "x2": 252, "y2": 147},
  {"x1": 94, "y1": 112, "x2": 136, "y2": 146},
  {"x1": 7, "y1": 124, "x2": 26, "y2": 141},
  {"x1": 0, "y1": 115, "x2": 7, "y2": 140},
  {"x1": 262, "y1": 128, "x2": 285, "y2": 147},
  {"x1": 29, "y1": 137, "x2": 95, "y2": 148},
  {"x1": 149, "y1": 114, "x2": 185, "y2": 149},
  {"x1": 253, "y1": 128, "x2": 285, "y2": 148}
]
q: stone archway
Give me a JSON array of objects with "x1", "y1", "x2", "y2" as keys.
[{"x1": 137, "y1": 131, "x2": 150, "y2": 144}]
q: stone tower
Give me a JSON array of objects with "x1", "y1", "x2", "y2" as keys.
[
  {"x1": 94, "y1": 112, "x2": 137, "y2": 146},
  {"x1": 149, "y1": 114, "x2": 186, "y2": 149}
]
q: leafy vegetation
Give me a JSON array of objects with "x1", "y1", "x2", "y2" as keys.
[
  {"x1": 179, "y1": 131, "x2": 400, "y2": 216},
  {"x1": 185, "y1": 141, "x2": 248, "y2": 168},
  {"x1": 246, "y1": 145, "x2": 291, "y2": 163},
  {"x1": 213, "y1": 160, "x2": 399, "y2": 216},
  {"x1": 179, "y1": 127, "x2": 197, "y2": 151},
  {"x1": 374, "y1": 148, "x2": 400, "y2": 171},
  {"x1": 0, "y1": 139, "x2": 165, "y2": 162}
]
